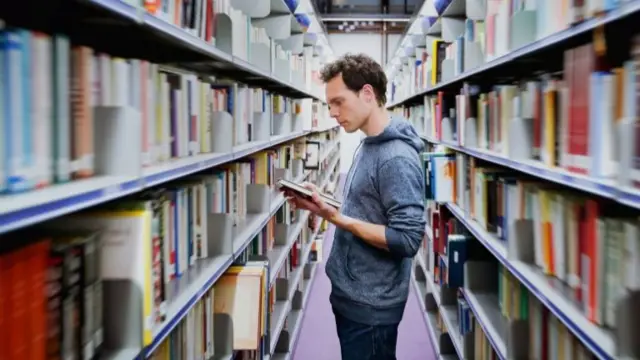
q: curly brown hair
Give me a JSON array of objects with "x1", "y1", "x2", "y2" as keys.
[{"x1": 320, "y1": 53, "x2": 387, "y2": 106}]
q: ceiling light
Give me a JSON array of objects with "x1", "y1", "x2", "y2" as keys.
[
  {"x1": 338, "y1": 24, "x2": 344, "y2": 30},
  {"x1": 368, "y1": 21, "x2": 374, "y2": 25}
]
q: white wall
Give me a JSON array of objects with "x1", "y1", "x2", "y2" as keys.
[{"x1": 328, "y1": 33, "x2": 400, "y2": 174}]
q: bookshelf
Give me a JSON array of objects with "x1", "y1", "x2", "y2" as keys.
[
  {"x1": 387, "y1": 0, "x2": 640, "y2": 359},
  {"x1": 0, "y1": 0, "x2": 339, "y2": 359}
]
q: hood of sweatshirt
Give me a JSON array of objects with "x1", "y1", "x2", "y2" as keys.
[{"x1": 362, "y1": 116, "x2": 425, "y2": 154}]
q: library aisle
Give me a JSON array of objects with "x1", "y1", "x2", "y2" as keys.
[{"x1": 293, "y1": 176, "x2": 435, "y2": 360}]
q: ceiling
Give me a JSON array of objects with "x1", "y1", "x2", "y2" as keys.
[{"x1": 314, "y1": 0, "x2": 424, "y2": 34}]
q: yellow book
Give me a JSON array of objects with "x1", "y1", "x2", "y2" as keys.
[
  {"x1": 430, "y1": 40, "x2": 443, "y2": 86},
  {"x1": 215, "y1": 264, "x2": 266, "y2": 350},
  {"x1": 543, "y1": 85, "x2": 557, "y2": 166}
]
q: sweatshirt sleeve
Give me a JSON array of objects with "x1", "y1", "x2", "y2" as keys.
[{"x1": 378, "y1": 155, "x2": 426, "y2": 258}]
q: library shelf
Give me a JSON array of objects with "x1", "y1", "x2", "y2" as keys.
[
  {"x1": 412, "y1": 268, "x2": 450, "y2": 360},
  {"x1": 421, "y1": 135, "x2": 640, "y2": 209},
  {"x1": 269, "y1": 262, "x2": 319, "y2": 360},
  {"x1": 459, "y1": 289, "x2": 506, "y2": 360},
  {"x1": 143, "y1": 148, "x2": 340, "y2": 358},
  {"x1": 445, "y1": 202, "x2": 616, "y2": 360},
  {"x1": 263, "y1": 150, "x2": 339, "y2": 360},
  {"x1": 386, "y1": 0, "x2": 640, "y2": 108},
  {"x1": 0, "y1": 127, "x2": 338, "y2": 235},
  {"x1": 438, "y1": 140, "x2": 617, "y2": 200},
  {"x1": 268, "y1": 223, "x2": 318, "y2": 358},
  {"x1": 76, "y1": 0, "x2": 325, "y2": 101},
  {"x1": 412, "y1": 225, "x2": 459, "y2": 360},
  {"x1": 414, "y1": 134, "x2": 640, "y2": 210},
  {"x1": 412, "y1": 260, "x2": 464, "y2": 359},
  {"x1": 389, "y1": 1, "x2": 640, "y2": 359}
]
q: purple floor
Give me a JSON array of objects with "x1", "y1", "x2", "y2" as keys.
[{"x1": 292, "y1": 174, "x2": 436, "y2": 360}]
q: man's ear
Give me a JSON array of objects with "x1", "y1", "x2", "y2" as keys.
[{"x1": 361, "y1": 84, "x2": 376, "y2": 103}]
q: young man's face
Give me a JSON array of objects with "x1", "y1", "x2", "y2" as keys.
[{"x1": 325, "y1": 74, "x2": 374, "y2": 133}]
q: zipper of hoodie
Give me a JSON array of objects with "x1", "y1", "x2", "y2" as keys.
[{"x1": 342, "y1": 140, "x2": 364, "y2": 202}]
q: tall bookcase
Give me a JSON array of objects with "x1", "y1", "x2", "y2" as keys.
[
  {"x1": 387, "y1": 0, "x2": 640, "y2": 359},
  {"x1": 0, "y1": 0, "x2": 339, "y2": 359}
]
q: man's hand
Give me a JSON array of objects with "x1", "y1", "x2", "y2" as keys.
[{"x1": 284, "y1": 182, "x2": 339, "y2": 222}]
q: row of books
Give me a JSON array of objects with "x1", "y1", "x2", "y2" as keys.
[
  {"x1": 392, "y1": 38, "x2": 640, "y2": 207},
  {"x1": 388, "y1": 0, "x2": 635, "y2": 104},
  {"x1": 0, "y1": 132, "x2": 341, "y2": 359},
  {"x1": 150, "y1": 144, "x2": 340, "y2": 360},
  {"x1": 0, "y1": 25, "x2": 325, "y2": 197},
  {"x1": 424, "y1": 149, "x2": 640, "y2": 329},
  {"x1": 414, "y1": 138, "x2": 640, "y2": 358},
  {"x1": 414, "y1": 201, "x2": 601, "y2": 359},
  {"x1": 123, "y1": 0, "x2": 319, "y2": 88}
]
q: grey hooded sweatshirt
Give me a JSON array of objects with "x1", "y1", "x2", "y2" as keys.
[{"x1": 326, "y1": 116, "x2": 426, "y2": 326}]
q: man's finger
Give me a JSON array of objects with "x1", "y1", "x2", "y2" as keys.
[
  {"x1": 301, "y1": 181, "x2": 316, "y2": 190},
  {"x1": 296, "y1": 197, "x2": 317, "y2": 211},
  {"x1": 311, "y1": 191, "x2": 321, "y2": 204}
]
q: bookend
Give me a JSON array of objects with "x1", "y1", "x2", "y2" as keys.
[
  {"x1": 466, "y1": 261, "x2": 529, "y2": 359},
  {"x1": 466, "y1": 0, "x2": 486, "y2": 20},
  {"x1": 214, "y1": 13, "x2": 234, "y2": 56},
  {"x1": 230, "y1": 0, "x2": 270, "y2": 19},
  {"x1": 464, "y1": 40, "x2": 485, "y2": 72},
  {"x1": 438, "y1": 334, "x2": 457, "y2": 358},
  {"x1": 463, "y1": 117, "x2": 478, "y2": 148},
  {"x1": 253, "y1": 14, "x2": 292, "y2": 40},
  {"x1": 507, "y1": 119, "x2": 534, "y2": 160},
  {"x1": 441, "y1": 18, "x2": 465, "y2": 43},
  {"x1": 275, "y1": 221, "x2": 293, "y2": 247},
  {"x1": 102, "y1": 279, "x2": 144, "y2": 354},
  {"x1": 291, "y1": 288, "x2": 303, "y2": 311},
  {"x1": 251, "y1": 40, "x2": 272, "y2": 73},
  {"x1": 509, "y1": 11, "x2": 537, "y2": 51},
  {"x1": 94, "y1": 106, "x2": 143, "y2": 176},
  {"x1": 440, "y1": 116, "x2": 456, "y2": 144},
  {"x1": 506, "y1": 219, "x2": 535, "y2": 264},
  {"x1": 416, "y1": 263, "x2": 459, "y2": 358},
  {"x1": 207, "y1": 213, "x2": 235, "y2": 257},
  {"x1": 246, "y1": 184, "x2": 272, "y2": 213},
  {"x1": 276, "y1": 278, "x2": 289, "y2": 302},
  {"x1": 276, "y1": 296, "x2": 303, "y2": 354},
  {"x1": 274, "y1": 167, "x2": 291, "y2": 183},
  {"x1": 303, "y1": 261, "x2": 313, "y2": 279},
  {"x1": 274, "y1": 327, "x2": 291, "y2": 354},
  {"x1": 616, "y1": 290, "x2": 640, "y2": 358},
  {"x1": 213, "y1": 313, "x2": 235, "y2": 359},
  {"x1": 291, "y1": 113, "x2": 304, "y2": 133},
  {"x1": 253, "y1": 112, "x2": 271, "y2": 142},
  {"x1": 441, "y1": 59, "x2": 455, "y2": 83},
  {"x1": 291, "y1": 159, "x2": 305, "y2": 180},
  {"x1": 274, "y1": 56, "x2": 292, "y2": 82},
  {"x1": 210, "y1": 111, "x2": 235, "y2": 154},
  {"x1": 276, "y1": 34, "x2": 304, "y2": 55},
  {"x1": 617, "y1": 118, "x2": 635, "y2": 189},
  {"x1": 273, "y1": 112, "x2": 292, "y2": 136}
]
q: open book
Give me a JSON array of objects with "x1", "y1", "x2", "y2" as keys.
[{"x1": 277, "y1": 179, "x2": 342, "y2": 209}]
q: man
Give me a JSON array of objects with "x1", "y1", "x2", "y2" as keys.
[{"x1": 284, "y1": 53, "x2": 426, "y2": 359}]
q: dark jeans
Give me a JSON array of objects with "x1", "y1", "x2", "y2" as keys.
[{"x1": 333, "y1": 307, "x2": 399, "y2": 360}]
